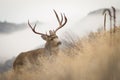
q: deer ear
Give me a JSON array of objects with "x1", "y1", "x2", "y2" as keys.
[{"x1": 41, "y1": 35, "x2": 48, "y2": 40}]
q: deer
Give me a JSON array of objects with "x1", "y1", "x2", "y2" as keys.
[{"x1": 13, "y1": 10, "x2": 67, "y2": 72}]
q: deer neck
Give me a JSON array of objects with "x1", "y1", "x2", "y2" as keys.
[{"x1": 45, "y1": 43, "x2": 59, "y2": 56}]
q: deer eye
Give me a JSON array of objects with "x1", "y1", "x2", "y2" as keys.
[{"x1": 50, "y1": 38, "x2": 54, "y2": 41}]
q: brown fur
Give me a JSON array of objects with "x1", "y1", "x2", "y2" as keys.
[
  {"x1": 13, "y1": 48, "x2": 45, "y2": 70},
  {"x1": 13, "y1": 34, "x2": 61, "y2": 72}
]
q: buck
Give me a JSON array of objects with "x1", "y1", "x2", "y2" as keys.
[{"x1": 13, "y1": 10, "x2": 67, "y2": 72}]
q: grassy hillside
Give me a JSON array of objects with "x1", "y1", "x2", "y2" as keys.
[{"x1": 0, "y1": 27, "x2": 120, "y2": 80}]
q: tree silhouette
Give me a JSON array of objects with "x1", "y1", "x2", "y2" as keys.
[
  {"x1": 111, "y1": 6, "x2": 116, "y2": 33},
  {"x1": 103, "y1": 9, "x2": 112, "y2": 33},
  {"x1": 103, "y1": 13, "x2": 107, "y2": 31}
]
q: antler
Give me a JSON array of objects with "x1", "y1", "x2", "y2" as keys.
[
  {"x1": 53, "y1": 10, "x2": 67, "y2": 33},
  {"x1": 28, "y1": 20, "x2": 46, "y2": 36}
]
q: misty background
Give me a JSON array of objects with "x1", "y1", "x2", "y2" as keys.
[{"x1": 0, "y1": 0, "x2": 120, "y2": 72}]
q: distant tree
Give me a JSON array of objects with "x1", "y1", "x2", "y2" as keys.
[
  {"x1": 103, "y1": 13, "x2": 107, "y2": 31},
  {"x1": 103, "y1": 9, "x2": 112, "y2": 33},
  {"x1": 111, "y1": 6, "x2": 116, "y2": 33}
]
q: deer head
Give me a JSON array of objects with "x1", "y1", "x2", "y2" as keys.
[{"x1": 28, "y1": 10, "x2": 67, "y2": 48}]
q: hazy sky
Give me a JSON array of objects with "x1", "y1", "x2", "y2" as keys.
[
  {"x1": 0, "y1": 0, "x2": 120, "y2": 60},
  {"x1": 0, "y1": 0, "x2": 120, "y2": 23}
]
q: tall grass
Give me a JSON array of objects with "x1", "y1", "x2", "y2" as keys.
[{"x1": 0, "y1": 28, "x2": 120, "y2": 80}]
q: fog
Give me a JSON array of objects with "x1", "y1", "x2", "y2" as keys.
[{"x1": 0, "y1": 0, "x2": 120, "y2": 60}]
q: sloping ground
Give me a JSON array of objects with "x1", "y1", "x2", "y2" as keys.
[{"x1": 0, "y1": 27, "x2": 120, "y2": 80}]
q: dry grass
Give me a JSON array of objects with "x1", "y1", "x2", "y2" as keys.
[{"x1": 0, "y1": 28, "x2": 120, "y2": 80}]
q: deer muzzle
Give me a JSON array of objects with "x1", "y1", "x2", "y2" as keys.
[{"x1": 57, "y1": 41, "x2": 62, "y2": 45}]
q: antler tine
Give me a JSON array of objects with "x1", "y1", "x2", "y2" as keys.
[
  {"x1": 62, "y1": 14, "x2": 67, "y2": 26},
  {"x1": 53, "y1": 10, "x2": 61, "y2": 24},
  {"x1": 55, "y1": 14, "x2": 67, "y2": 32},
  {"x1": 28, "y1": 20, "x2": 46, "y2": 36},
  {"x1": 53, "y1": 10, "x2": 67, "y2": 33},
  {"x1": 60, "y1": 13, "x2": 63, "y2": 24}
]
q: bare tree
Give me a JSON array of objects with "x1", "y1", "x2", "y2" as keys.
[
  {"x1": 13, "y1": 10, "x2": 67, "y2": 72},
  {"x1": 103, "y1": 9, "x2": 112, "y2": 33},
  {"x1": 111, "y1": 6, "x2": 116, "y2": 33},
  {"x1": 103, "y1": 13, "x2": 107, "y2": 31}
]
